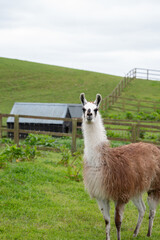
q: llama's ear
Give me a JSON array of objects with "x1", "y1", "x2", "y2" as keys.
[
  {"x1": 94, "y1": 94, "x2": 102, "y2": 107},
  {"x1": 80, "y1": 93, "x2": 87, "y2": 106}
]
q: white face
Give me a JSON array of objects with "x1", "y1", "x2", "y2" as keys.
[
  {"x1": 80, "y1": 93, "x2": 102, "y2": 123},
  {"x1": 82, "y1": 102, "x2": 99, "y2": 123}
]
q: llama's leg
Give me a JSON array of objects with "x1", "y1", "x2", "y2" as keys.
[
  {"x1": 114, "y1": 202, "x2": 125, "y2": 240},
  {"x1": 97, "y1": 199, "x2": 110, "y2": 240},
  {"x1": 132, "y1": 195, "x2": 146, "y2": 237},
  {"x1": 147, "y1": 192, "x2": 159, "y2": 237}
]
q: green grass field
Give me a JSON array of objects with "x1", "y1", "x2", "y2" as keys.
[
  {"x1": 1, "y1": 58, "x2": 160, "y2": 239},
  {"x1": 121, "y1": 78, "x2": 160, "y2": 101},
  {"x1": 0, "y1": 150, "x2": 160, "y2": 240},
  {"x1": 106, "y1": 78, "x2": 160, "y2": 116},
  {"x1": 0, "y1": 57, "x2": 122, "y2": 114}
]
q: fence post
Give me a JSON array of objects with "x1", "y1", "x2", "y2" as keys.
[
  {"x1": 122, "y1": 98, "x2": 125, "y2": 111},
  {"x1": 153, "y1": 103, "x2": 156, "y2": 112},
  {"x1": 115, "y1": 88, "x2": 117, "y2": 102},
  {"x1": 14, "y1": 115, "x2": 19, "y2": 145},
  {"x1": 124, "y1": 77, "x2": 127, "y2": 88},
  {"x1": 147, "y1": 69, "x2": 149, "y2": 80},
  {"x1": 136, "y1": 121, "x2": 140, "y2": 140},
  {"x1": 118, "y1": 83, "x2": 121, "y2": 96},
  {"x1": 71, "y1": 118, "x2": 77, "y2": 153},
  {"x1": 131, "y1": 124, "x2": 137, "y2": 143},
  {"x1": 134, "y1": 68, "x2": 137, "y2": 79},
  {"x1": 116, "y1": 87, "x2": 118, "y2": 100},
  {"x1": 0, "y1": 114, "x2": 2, "y2": 139},
  {"x1": 105, "y1": 97, "x2": 108, "y2": 110},
  {"x1": 112, "y1": 94, "x2": 114, "y2": 105},
  {"x1": 108, "y1": 95, "x2": 110, "y2": 108}
]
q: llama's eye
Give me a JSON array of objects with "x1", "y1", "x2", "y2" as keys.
[
  {"x1": 94, "y1": 108, "x2": 98, "y2": 116},
  {"x1": 82, "y1": 107, "x2": 86, "y2": 113}
]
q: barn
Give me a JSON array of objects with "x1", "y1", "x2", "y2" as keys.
[
  {"x1": 68, "y1": 104, "x2": 82, "y2": 127},
  {"x1": 7, "y1": 102, "x2": 82, "y2": 138}
]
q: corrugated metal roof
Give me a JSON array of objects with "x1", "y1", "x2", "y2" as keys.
[
  {"x1": 68, "y1": 104, "x2": 82, "y2": 118},
  {"x1": 7, "y1": 103, "x2": 69, "y2": 124}
]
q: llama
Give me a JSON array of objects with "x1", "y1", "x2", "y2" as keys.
[{"x1": 80, "y1": 93, "x2": 160, "y2": 240}]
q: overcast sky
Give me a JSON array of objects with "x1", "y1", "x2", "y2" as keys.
[{"x1": 0, "y1": 0, "x2": 160, "y2": 76}]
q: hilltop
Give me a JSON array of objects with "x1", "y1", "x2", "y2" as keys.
[{"x1": 0, "y1": 58, "x2": 122, "y2": 113}]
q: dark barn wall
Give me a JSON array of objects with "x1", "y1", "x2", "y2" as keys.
[{"x1": 7, "y1": 122, "x2": 64, "y2": 138}]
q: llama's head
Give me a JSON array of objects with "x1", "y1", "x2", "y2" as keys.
[{"x1": 80, "y1": 93, "x2": 102, "y2": 123}]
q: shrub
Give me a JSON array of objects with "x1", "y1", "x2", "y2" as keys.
[
  {"x1": 25, "y1": 134, "x2": 58, "y2": 147},
  {"x1": 24, "y1": 134, "x2": 73, "y2": 150},
  {"x1": 139, "y1": 129, "x2": 146, "y2": 139},
  {"x1": 0, "y1": 138, "x2": 14, "y2": 144},
  {"x1": 125, "y1": 112, "x2": 134, "y2": 120}
]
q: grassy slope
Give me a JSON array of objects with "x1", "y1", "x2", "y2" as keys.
[
  {"x1": 0, "y1": 151, "x2": 160, "y2": 240},
  {"x1": 106, "y1": 78, "x2": 160, "y2": 116},
  {"x1": 0, "y1": 58, "x2": 122, "y2": 113},
  {"x1": 121, "y1": 78, "x2": 160, "y2": 101}
]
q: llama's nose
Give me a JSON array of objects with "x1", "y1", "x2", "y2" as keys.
[{"x1": 87, "y1": 109, "x2": 92, "y2": 116}]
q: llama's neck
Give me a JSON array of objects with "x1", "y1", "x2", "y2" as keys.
[{"x1": 82, "y1": 113, "x2": 108, "y2": 164}]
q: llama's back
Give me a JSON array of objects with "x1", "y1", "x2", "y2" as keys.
[
  {"x1": 101, "y1": 142, "x2": 160, "y2": 202},
  {"x1": 84, "y1": 142, "x2": 160, "y2": 203}
]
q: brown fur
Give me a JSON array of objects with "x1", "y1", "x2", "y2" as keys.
[{"x1": 84, "y1": 142, "x2": 160, "y2": 203}]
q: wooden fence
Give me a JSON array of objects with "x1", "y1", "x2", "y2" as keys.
[
  {"x1": 0, "y1": 113, "x2": 81, "y2": 153},
  {"x1": 104, "y1": 119, "x2": 160, "y2": 145},
  {"x1": 101, "y1": 69, "x2": 136, "y2": 110},
  {"x1": 109, "y1": 97, "x2": 160, "y2": 113},
  {"x1": 1, "y1": 114, "x2": 160, "y2": 151},
  {"x1": 101, "y1": 68, "x2": 160, "y2": 111},
  {"x1": 134, "y1": 68, "x2": 160, "y2": 81}
]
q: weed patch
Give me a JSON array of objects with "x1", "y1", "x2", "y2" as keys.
[
  {"x1": 0, "y1": 144, "x2": 38, "y2": 168},
  {"x1": 59, "y1": 146, "x2": 83, "y2": 182}
]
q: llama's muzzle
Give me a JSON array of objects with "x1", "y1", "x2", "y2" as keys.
[{"x1": 87, "y1": 109, "x2": 93, "y2": 121}]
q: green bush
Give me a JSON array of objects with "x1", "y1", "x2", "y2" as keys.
[
  {"x1": 125, "y1": 112, "x2": 134, "y2": 120},
  {"x1": 25, "y1": 134, "x2": 58, "y2": 147},
  {"x1": 24, "y1": 134, "x2": 74, "y2": 150},
  {"x1": 139, "y1": 129, "x2": 146, "y2": 139},
  {"x1": 0, "y1": 138, "x2": 14, "y2": 144}
]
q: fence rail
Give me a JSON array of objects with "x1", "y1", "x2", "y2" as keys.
[
  {"x1": 134, "y1": 68, "x2": 160, "y2": 81},
  {"x1": 0, "y1": 114, "x2": 160, "y2": 151},
  {"x1": 0, "y1": 113, "x2": 81, "y2": 153},
  {"x1": 109, "y1": 97, "x2": 160, "y2": 113},
  {"x1": 101, "y1": 68, "x2": 160, "y2": 111}
]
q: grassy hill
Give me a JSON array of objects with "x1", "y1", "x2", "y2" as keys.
[
  {"x1": 0, "y1": 58, "x2": 122, "y2": 113},
  {"x1": 121, "y1": 78, "x2": 160, "y2": 101},
  {"x1": 105, "y1": 77, "x2": 160, "y2": 117}
]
